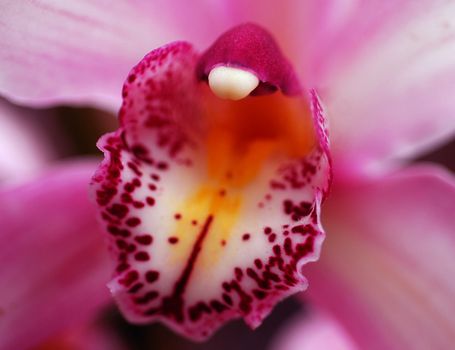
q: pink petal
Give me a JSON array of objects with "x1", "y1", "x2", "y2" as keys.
[
  {"x1": 91, "y1": 33, "x2": 331, "y2": 340},
  {"x1": 305, "y1": 166, "x2": 455, "y2": 350},
  {"x1": 0, "y1": 1, "x2": 237, "y2": 110},
  {"x1": 270, "y1": 310, "x2": 359, "y2": 350},
  {"x1": 307, "y1": 1, "x2": 455, "y2": 175},
  {"x1": 0, "y1": 99, "x2": 55, "y2": 182},
  {"x1": 0, "y1": 160, "x2": 111, "y2": 350}
]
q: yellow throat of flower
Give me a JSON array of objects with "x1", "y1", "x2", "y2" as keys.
[{"x1": 170, "y1": 82, "x2": 315, "y2": 267}]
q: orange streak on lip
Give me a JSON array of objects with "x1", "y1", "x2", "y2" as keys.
[{"x1": 204, "y1": 88, "x2": 315, "y2": 187}]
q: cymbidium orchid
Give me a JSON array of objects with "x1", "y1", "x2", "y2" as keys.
[
  {"x1": 91, "y1": 23, "x2": 331, "y2": 340},
  {"x1": 1, "y1": 1, "x2": 455, "y2": 350}
]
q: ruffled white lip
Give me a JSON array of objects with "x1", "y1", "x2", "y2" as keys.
[{"x1": 92, "y1": 37, "x2": 332, "y2": 341}]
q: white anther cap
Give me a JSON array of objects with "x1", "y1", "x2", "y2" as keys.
[{"x1": 208, "y1": 66, "x2": 259, "y2": 100}]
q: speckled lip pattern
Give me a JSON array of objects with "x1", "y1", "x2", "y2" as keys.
[{"x1": 91, "y1": 24, "x2": 331, "y2": 341}]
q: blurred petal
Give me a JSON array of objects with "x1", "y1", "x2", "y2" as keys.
[
  {"x1": 92, "y1": 33, "x2": 331, "y2": 340},
  {"x1": 0, "y1": 160, "x2": 111, "y2": 350},
  {"x1": 306, "y1": 166, "x2": 455, "y2": 350},
  {"x1": 0, "y1": 1, "x2": 236, "y2": 110},
  {"x1": 34, "y1": 322, "x2": 127, "y2": 350},
  {"x1": 0, "y1": 99, "x2": 55, "y2": 182},
  {"x1": 270, "y1": 310, "x2": 359, "y2": 350},
  {"x1": 313, "y1": 1, "x2": 455, "y2": 176}
]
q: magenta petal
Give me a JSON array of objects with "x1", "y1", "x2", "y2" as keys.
[
  {"x1": 197, "y1": 23, "x2": 301, "y2": 95},
  {"x1": 36, "y1": 322, "x2": 127, "y2": 350},
  {"x1": 92, "y1": 36, "x2": 331, "y2": 339},
  {"x1": 306, "y1": 166, "x2": 455, "y2": 350},
  {"x1": 0, "y1": 161, "x2": 111, "y2": 350}
]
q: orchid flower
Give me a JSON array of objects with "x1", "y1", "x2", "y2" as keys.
[
  {"x1": 1, "y1": 1, "x2": 455, "y2": 350},
  {"x1": 91, "y1": 22, "x2": 331, "y2": 340}
]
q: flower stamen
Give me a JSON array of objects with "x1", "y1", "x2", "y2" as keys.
[{"x1": 208, "y1": 66, "x2": 259, "y2": 100}]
